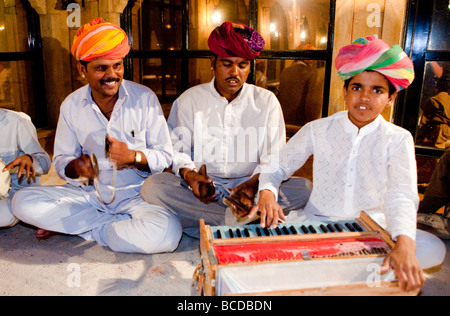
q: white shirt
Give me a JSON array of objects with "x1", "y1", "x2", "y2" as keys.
[
  {"x1": 0, "y1": 109, "x2": 51, "y2": 192},
  {"x1": 168, "y1": 78, "x2": 285, "y2": 188},
  {"x1": 53, "y1": 80, "x2": 173, "y2": 208},
  {"x1": 259, "y1": 111, "x2": 418, "y2": 240}
]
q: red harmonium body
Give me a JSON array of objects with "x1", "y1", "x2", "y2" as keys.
[{"x1": 195, "y1": 211, "x2": 420, "y2": 296}]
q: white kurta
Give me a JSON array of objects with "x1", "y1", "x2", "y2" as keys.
[
  {"x1": 12, "y1": 81, "x2": 182, "y2": 254},
  {"x1": 168, "y1": 78, "x2": 286, "y2": 191},
  {"x1": 0, "y1": 109, "x2": 51, "y2": 227}
]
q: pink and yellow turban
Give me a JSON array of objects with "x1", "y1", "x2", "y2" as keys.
[
  {"x1": 208, "y1": 22, "x2": 265, "y2": 60},
  {"x1": 335, "y1": 35, "x2": 414, "y2": 91},
  {"x1": 71, "y1": 18, "x2": 130, "y2": 62}
]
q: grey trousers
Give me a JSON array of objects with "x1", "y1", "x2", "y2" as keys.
[{"x1": 141, "y1": 172, "x2": 312, "y2": 235}]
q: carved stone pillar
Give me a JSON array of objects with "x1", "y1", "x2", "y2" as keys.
[{"x1": 27, "y1": 0, "x2": 72, "y2": 127}]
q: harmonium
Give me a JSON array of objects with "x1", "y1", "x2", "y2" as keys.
[{"x1": 195, "y1": 211, "x2": 420, "y2": 296}]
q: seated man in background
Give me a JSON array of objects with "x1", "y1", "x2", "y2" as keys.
[
  {"x1": 249, "y1": 36, "x2": 446, "y2": 292},
  {"x1": 142, "y1": 22, "x2": 311, "y2": 235},
  {"x1": 12, "y1": 18, "x2": 182, "y2": 254},
  {"x1": 0, "y1": 108, "x2": 51, "y2": 228},
  {"x1": 418, "y1": 149, "x2": 450, "y2": 239}
]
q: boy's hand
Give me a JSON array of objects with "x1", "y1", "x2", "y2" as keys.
[
  {"x1": 380, "y1": 235, "x2": 426, "y2": 292},
  {"x1": 4, "y1": 155, "x2": 36, "y2": 183},
  {"x1": 250, "y1": 189, "x2": 286, "y2": 228}
]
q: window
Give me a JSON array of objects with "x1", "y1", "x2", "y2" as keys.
[
  {"x1": 0, "y1": 0, "x2": 46, "y2": 127},
  {"x1": 396, "y1": 0, "x2": 449, "y2": 156},
  {"x1": 122, "y1": 0, "x2": 335, "y2": 130}
]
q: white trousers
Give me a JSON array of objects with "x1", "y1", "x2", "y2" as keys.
[
  {"x1": 12, "y1": 184, "x2": 182, "y2": 254},
  {"x1": 0, "y1": 198, "x2": 19, "y2": 228}
]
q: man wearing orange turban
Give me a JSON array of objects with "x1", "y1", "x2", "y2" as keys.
[{"x1": 13, "y1": 18, "x2": 182, "y2": 254}]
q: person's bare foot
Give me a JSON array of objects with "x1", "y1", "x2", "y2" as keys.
[{"x1": 36, "y1": 228, "x2": 57, "y2": 241}]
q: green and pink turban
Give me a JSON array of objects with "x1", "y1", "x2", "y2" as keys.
[
  {"x1": 208, "y1": 22, "x2": 265, "y2": 60},
  {"x1": 335, "y1": 35, "x2": 414, "y2": 91}
]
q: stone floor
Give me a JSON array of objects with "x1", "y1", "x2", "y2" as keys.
[{"x1": 0, "y1": 165, "x2": 448, "y2": 296}]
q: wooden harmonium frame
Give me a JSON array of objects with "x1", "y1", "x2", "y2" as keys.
[{"x1": 197, "y1": 211, "x2": 419, "y2": 296}]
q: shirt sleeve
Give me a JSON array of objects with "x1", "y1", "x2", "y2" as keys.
[
  {"x1": 384, "y1": 132, "x2": 419, "y2": 241},
  {"x1": 252, "y1": 94, "x2": 286, "y2": 177},
  {"x1": 167, "y1": 98, "x2": 197, "y2": 176},
  {"x1": 53, "y1": 101, "x2": 85, "y2": 186},
  {"x1": 258, "y1": 122, "x2": 314, "y2": 200},
  {"x1": 138, "y1": 91, "x2": 173, "y2": 175}
]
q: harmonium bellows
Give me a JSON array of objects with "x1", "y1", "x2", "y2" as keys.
[{"x1": 195, "y1": 211, "x2": 420, "y2": 296}]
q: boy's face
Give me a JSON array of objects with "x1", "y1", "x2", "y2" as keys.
[{"x1": 343, "y1": 71, "x2": 397, "y2": 129}]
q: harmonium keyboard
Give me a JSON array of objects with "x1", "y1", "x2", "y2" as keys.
[{"x1": 195, "y1": 211, "x2": 420, "y2": 296}]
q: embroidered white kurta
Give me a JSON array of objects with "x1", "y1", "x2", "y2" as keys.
[{"x1": 259, "y1": 111, "x2": 419, "y2": 240}]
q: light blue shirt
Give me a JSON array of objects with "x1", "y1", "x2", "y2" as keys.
[
  {"x1": 0, "y1": 109, "x2": 51, "y2": 195},
  {"x1": 53, "y1": 80, "x2": 173, "y2": 211}
]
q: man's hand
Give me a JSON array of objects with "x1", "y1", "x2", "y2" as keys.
[
  {"x1": 181, "y1": 168, "x2": 218, "y2": 204},
  {"x1": 249, "y1": 189, "x2": 286, "y2": 228},
  {"x1": 380, "y1": 235, "x2": 426, "y2": 293},
  {"x1": 228, "y1": 175, "x2": 259, "y2": 218},
  {"x1": 4, "y1": 155, "x2": 36, "y2": 183},
  {"x1": 107, "y1": 136, "x2": 135, "y2": 169},
  {"x1": 65, "y1": 154, "x2": 97, "y2": 180}
]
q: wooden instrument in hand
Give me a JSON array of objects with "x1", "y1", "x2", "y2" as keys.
[{"x1": 195, "y1": 211, "x2": 420, "y2": 296}]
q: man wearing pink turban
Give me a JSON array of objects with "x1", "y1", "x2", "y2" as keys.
[
  {"x1": 253, "y1": 35, "x2": 446, "y2": 293},
  {"x1": 142, "y1": 22, "x2": 312, "y2": 235},
  {"x1": 13, "y1": 18, "x2": 182, "y2": 254}
]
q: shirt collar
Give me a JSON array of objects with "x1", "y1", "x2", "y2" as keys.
[
  {"x1": 343, "y1": 111, "x2": 382, "y2": 136},
  {"x1": 210, "y1": 78, "x2": 247, "y2": 104}
]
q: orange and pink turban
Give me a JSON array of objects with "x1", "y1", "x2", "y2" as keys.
[
  {"x1": 335, "y1": 35, "x2": 414, "y2": 91},
  {"x1": 208, "y1": 22, "x2": 265, "y2": 60},
  {"x1": 71, "y1": 18, "x2": 130, "y2": 62}
]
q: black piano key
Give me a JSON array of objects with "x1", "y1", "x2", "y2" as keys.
[
  {"x1": 345, "y1": 223, "x2": 355, "y2": 232},
  {"x1": 244, "y1": 228, "x2": 250, "y2": 237},
  {"x1": 290, "y1": 226, "x2": 298, "y2": 234},
  {"x1": 236, "y1": 228, "x2": 242, "y2": 238},
  {"x1": 263, "y1": 227, "x2": 270, "y2": 236},
  {"x1": 326, "y1": 224, "x2": 336, "y2": 232},
  {"x1": 334, "y1": 223, "x2": 344, "y2": 232},
  {"x1": 275, "y1": 227, "x2": 282, "y2": 235},
  {"x1": 352, "y1": 222, "x2": 363, "y2": 232},
  {"x1": 308, "y1": 225, "x2": 317, "y2": 234},
  {"x1": 320, "y1": 224, "x2": 328, "y2": 233},
  {"x1": 256, "y1": 227, "x2": 262, "y2": 236},
  {"x1": 282, "y1": 226, "x2": 290, "y2": 235},
  {"x1": 228, "y1": 229, "x2": 234, "y2": 238},
  {"x1": 216, "y1": 230, "x2": 222, "y2": 239},
  {"x1": 301, "y1": 225, "x2": 309, "y2": 234}
]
